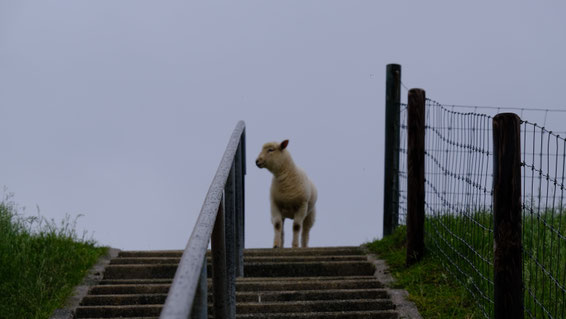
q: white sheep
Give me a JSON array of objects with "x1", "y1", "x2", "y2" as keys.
[{"x1": 255, "y1": 140, "x2": 317, "y2": 248}]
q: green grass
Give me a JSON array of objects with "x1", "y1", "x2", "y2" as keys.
[
  {"x1": 366, "y1": 226, "x2": 482, "y2": 319},
  {"x1": 522, "y1": 209, "x2": 566, "y2": 318},
  {"x1": 424, "y1": 212, "x2": 494, "y2": 317},
  {"x1": 0, "y1": 197, "x2": 107, "y2": 319}
]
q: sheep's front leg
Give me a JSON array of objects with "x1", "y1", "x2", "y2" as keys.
[
  {"x1": 292, "y1": 203, "x2": 308, "y2": 248},
  {"x1": 271, "y1": 205, "x2": 284, "y2": 248}
]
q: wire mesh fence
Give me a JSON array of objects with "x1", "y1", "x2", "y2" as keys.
[
  {"x1": 391, "y1": 97, "x2": 566, "y2": 318},
  {"x1": 521, "y1": 120, "x2": 566, "y2": 319},
  {"x1": 394, "y1": 103, "x2": 408, "y2": 225},
  {"x1": 422, "y1": 99, "x2": 495, "y2": 317}
]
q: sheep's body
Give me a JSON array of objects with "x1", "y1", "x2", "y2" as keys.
[{"x1": 256, "y1": 140, "x2": 317, "y2": 248}]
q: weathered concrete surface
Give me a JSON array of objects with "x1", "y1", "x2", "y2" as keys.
[
  {"x1": 389, "y1": 289, "x2": 424, "y2": 319},
  {"x1": 75, "y1": 304, "x2": 162, "y2": 317},
  {"x1": 363, "y1": 248, "x2": 423, "y2": 319},
  {"x1": 49, "y1": 247, "x2": 120, "y2": 319},
  {"x1": 235, "y1": 310, "x2": 400, "y2": 319},
  {"x1": 70, "y1": 246, "x2": 422, "y2": 318},
  {"x1": 233, "y1": 288, "x2": 390, "y2": 302},
  {"x1": 232, "y1": 299, "x2": 395, "y2": 313}
]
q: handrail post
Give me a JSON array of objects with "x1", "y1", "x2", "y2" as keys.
[
  {"x1": 235, "y1": 141, "x2": 245, "y2": 277},
  {"x1": 406, "y1": 88, "x2": 426, "y2": 266},
  {"x1": 493, "y1": 113, "x2": 523, "y2": 319},
  {"x1": 190, "y1": 258, "x2": 208, "y2": 319},
  {"x1": 211, "y1": 196, "x2": 228, "y2": 318},
  {"x1": 241, "y1": 129, "x2": 246, "y2": 250},
  {"x1": 383, "y1": 63, "x2": 402, "y2": 236},
  {"x1": 224, "y1": 162, "x2": 237, "y2": 317}
]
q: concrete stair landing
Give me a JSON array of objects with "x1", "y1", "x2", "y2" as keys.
[{"x1": 74, "y1": 246, "x2": 401, "y2": 318}]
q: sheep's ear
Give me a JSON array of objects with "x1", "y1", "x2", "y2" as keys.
[{"x1": 280, "y1": 140, "x2": 289, "y2": 150}]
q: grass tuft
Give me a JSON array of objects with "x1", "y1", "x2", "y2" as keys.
[
  {"x1": 366, "y1": 226, "x2": 481, "y2": 319},
  {"x1": 0, "y1": 195, "x2": 107, "y2": 319}
]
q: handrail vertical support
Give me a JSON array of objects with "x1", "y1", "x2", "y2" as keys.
[
  {"x1": 211, "y1": 196, "x2": 228, "y2": 318},
  {"x1": 224, "y1": 163, "x2": 237, "y2": 317},
  {"x1": 190, "y1": 258, "x2": 208, "y2": 319},
  {"x1": 241, "y1": 129, "x2": 246, "y2": 248},
  {"x1": 235, "y1": 142, "x2": 245, "y2": 277}
]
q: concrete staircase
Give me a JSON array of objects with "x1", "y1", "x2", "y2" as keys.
[{"x1": 75, "y1": 246, "x2": 400, "y2": 318}]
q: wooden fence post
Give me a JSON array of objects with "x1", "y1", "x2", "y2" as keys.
[
  {"x1": 406, "y1": 88, "x2": 426, "y2": 266},
  {"x1": 493, "y1": 113, "x2": 523, "y2": 319},
  {"x1": 383, "y1": 63, "x2": 402, "y2": 236}
]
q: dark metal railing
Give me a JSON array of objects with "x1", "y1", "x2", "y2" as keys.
[{"x1": 160, "y1": 121, "x2": 246, "y2": 319}]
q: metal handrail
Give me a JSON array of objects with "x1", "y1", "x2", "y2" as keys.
[{"x1": 160, "y1": 121, "x2": 246, "y2": 319}]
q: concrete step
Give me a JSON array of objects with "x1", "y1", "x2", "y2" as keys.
[
  {"x1": 73, "y1": 246, "x2": 404, "y2": 319},
  {"x1": 90, "y1": 278, "x2": 382, "y2": 295},
  {"x1": 230, "y1": 299, "x2": 395, "y2": 314},
  {"x1": 118, "y1": 246, "x2": 364, "y2": 258},
  {"x1": 244, "y1": 261, "x2": 375, "y2": 277},
  {"x1": 97, "y1": 275, "x2": 374, "y2": 286},
  {"x1": 230, "y1": 288, "x2": 389, "y2": 303},
  {"x1": 231, "y1": 275, "x2": 377, "y2": 282},
  {"x1": 110, "y1": 255, "x2": 367, "y2": 265},
  {"x1": 234, "y1": 278, "x2": 383, "y2": 292},
  {"x1": 110, "y1": 258, "x2": 180, "y2": 265},
  {"x1": 74, "y1": 312, "x2": 398, "y2": 319},
  {"x1": 118, "y1": 250, "x2": 182, "y2": 258},
  {"x1": 103, "y1": 261, "x2": 374, "y2": 279},
  {"x1": 80, "y1": 289, "x2": 387, "y2": 307},
  {"x1": 99, "y1": 279, "x2": 173, "y2": 285},
  {"x1": 89, "y1": 284, "x2": 170, "y2": 295},
  {"x1": 235, "y1": 311, "x2": 399, "y2": 319},
  {"x1": 103, "y1": 265, "x2": 177, "y2": 280},
  {"x1": 75, "y1": 305, "x2": 162, "y2": 318},
  {"x1": 80, "y1": 294, "x2": 168, "y2": 306},
  {"x1": 241, "y1": 247, "x2": 365, "y2": 257}
]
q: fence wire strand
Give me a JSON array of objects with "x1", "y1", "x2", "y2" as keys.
[{"x1": 393, "y1": 98, "x2": 566, "y2": 318}]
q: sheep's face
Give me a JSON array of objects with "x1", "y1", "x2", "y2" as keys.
[{"x1": 256, "y1": 140, "x2": 289, "y2": 172}]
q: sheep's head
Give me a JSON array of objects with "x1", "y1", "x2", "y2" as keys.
[{"x1": 256, "y1": 140, "x2": 289, "y2": 173}]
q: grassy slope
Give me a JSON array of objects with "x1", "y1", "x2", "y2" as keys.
[
  {"x1": 0, "y1": 200, "x2": 107, "y2": 319},
  {"x1": 366, "y1": 226, "x2": 481, "y2": 319}
]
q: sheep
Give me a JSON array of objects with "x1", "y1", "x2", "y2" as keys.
[{"x1": 255, "y1": 139, "x2": 317, "y2": 248}]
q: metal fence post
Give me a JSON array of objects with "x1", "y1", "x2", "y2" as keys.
[
  {"x1": 383, "y1": 63, "x2": 402, "y2": 236},
  {"x1": 493, "y1": 113, "x2": 523, "y2": 319},
  {"x1": 406, "y1": 88, "x2": 426, "y2": 266},
  {"x1": 211, "y1": 196, "x2": 229, "y2": 318}
]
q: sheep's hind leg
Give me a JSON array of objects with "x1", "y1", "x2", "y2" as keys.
[
  {"x1": 292, "y1": 204, "x2": 308, "y2": 248},
  {"x1": 301, "y1": 208, "x2": 315, "y2": 248}
]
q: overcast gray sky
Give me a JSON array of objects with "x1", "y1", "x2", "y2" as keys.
[{"x1": 1, "y1": 1, "x2": 565, "y2": 250}]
